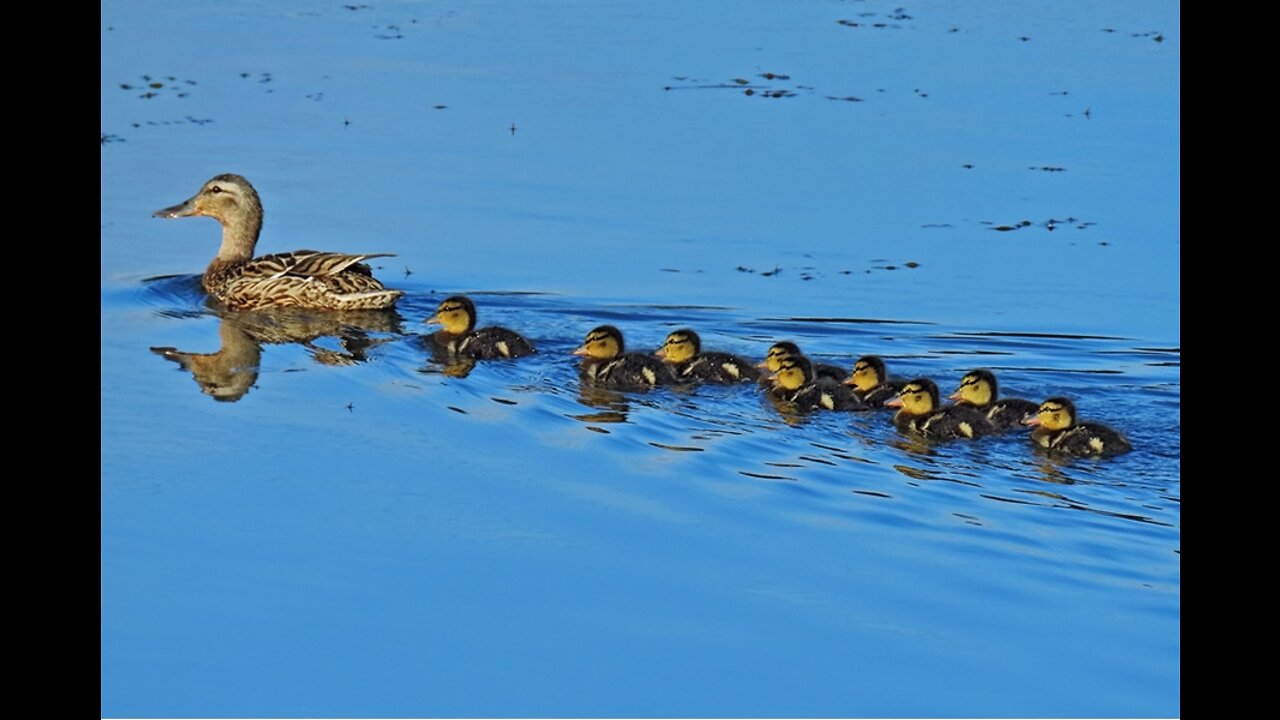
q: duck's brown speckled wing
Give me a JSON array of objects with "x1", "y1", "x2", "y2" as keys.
[{"x1": 206, "y1": 251, "x2": 402, "y2": 310}]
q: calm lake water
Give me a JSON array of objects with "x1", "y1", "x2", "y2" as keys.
[{"x1": 102, "y1": 1, "x2": 1179, "y2": 716}]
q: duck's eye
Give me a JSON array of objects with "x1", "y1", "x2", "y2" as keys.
[{"x1": 209, "y1": 186, "x2": 223, "y2": 194}]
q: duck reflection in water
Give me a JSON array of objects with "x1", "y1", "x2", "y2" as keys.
[
  {"x1": 569, "y1": 384, "x2": 632, "y2": 425},
  {"x1": 151, "y1": 307, "x2": 403, "y2": 402}
]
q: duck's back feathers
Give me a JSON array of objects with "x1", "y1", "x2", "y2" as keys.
[
  {"x1": 456, "y1": 326, "x2": 536, "y2": 360},
  {"x1": 1034, "y1": 422, "x2": 1132, "y2": 457},
  {"x1": 788, "y1": 378, "x2": 867, "y2": 412},
  {"x1": 984, "y1": 397, "x2": 1040, "y2": 430},
  {"x1": 896, "y1": 404, "x2": 996, "y2": 440},
  {"x1": 857, "y1": 378, "x2": 907, "y2": 408},
  {"x1": 209, "y1": 255, "x2": 403, "y2": 310},
  {"x1": 678, "y1": 351, "x2": 761, "y2": 384},
  {"x1": 584, "y1": 353, "x2": 680, "y2": 390}
]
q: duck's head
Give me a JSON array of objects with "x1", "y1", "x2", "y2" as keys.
[
  {"x1": 656, "y1": 329, "x2": 700, "y2": 364},
  {"x1": 885, "y1": 378, "x2": 940, "y2": 415},
  {"x1": 758, "y1": 341, "x2": 803, "y2": 372},
  {"x1": 769, "y1": 355, "x2": 814, "y2": 392},
  {"x1": 154, "y1": 173, "x2": 264, "y2": 260},
  {"x1": 949, "y1": 369, "x2": 997, "y2": 407},
  {"x1": 845, "y1": 355, "x2": 888, "y2": 391},
  {"x1": 573, "y1": 325, "x2": 624, "y2": 360},
  {"x1": 425, "y1": 295, "x2": 477, "y2": 335},
  {"x1": 1024, "y1": 397, "x2": 1077, "y2": 431}
]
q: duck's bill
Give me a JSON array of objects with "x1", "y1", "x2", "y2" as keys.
[
  {"x1": 571, "y1": 346, "x2": 590, "y2": 356},
  {"x1": 153, "y1": 197, "x2": 198, "y2": 218},
  {"x1": 947, "y1": 390, "x2": 963, "y2": 401},
  {"x1": 424, "y1": 314, "x2": 442, "y2": 326},
  {"x1": 1022, "y1": 415, "x2": 1042, "y2": 426},
  {"x1": 842, "y1": 376, "x2": 858, "y2": 386},
  {"x1": 653, "y1": 348, "x2": 667, "y2": 358},
  {"x1": 884, "y1": 397, "x2": 904, "y2": 408}
]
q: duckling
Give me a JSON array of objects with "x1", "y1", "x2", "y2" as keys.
[
  {"x1": 424, "y1": 295, "x2": 535, "y2": 360},
  {"x1": 757, "y1": 341, "x2": 847, "y2": 382},
  {"x1": 948, "y1": 369, "x2": 1040, "y2": 431},
  {"x1": 769, "y1": 355, "x2": 866, "y2": 411},
  {"x1": 154, "y1": 174, "x2": 402, "y2": 310},
  {"x1": 1024, "y1": 397, "x2": 1132, "y2": 457},
  {"x1": 572, "y1": 325, "x2": 680, "y2": 390},
  {"x1": 886, "y1": 378, "x2": 995, "y2": 440},
  {"x1": 843, "y1": 355, "x2": 906, "y2": 407},
  {"x1": 655, "y1": 329, "x2": 760, "y2": 384}
]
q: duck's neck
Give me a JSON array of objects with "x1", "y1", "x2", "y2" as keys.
[{"x1": 214, "y1": 208, "x2": 263, "y2": 262}]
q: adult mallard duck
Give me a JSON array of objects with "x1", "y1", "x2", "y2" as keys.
[
  {"x1": 153, "y1": 174, "x2": 403, "y2": 310},
  {"x1": 948, "y1": 369, "x2": 1039, "y2": 431},
  {"x1": 1024, "y1": 396, "x2": 1132, "y2": 457},
  {"x1": 425, "y1": 295, "x2": 535, "y2": 360},
  {"x1": 655, "y1": 328, "x2": 760, "y2": 384},
  {"x1": 886, "y1": 378, "x2": 994, "y2": 440},
  {"x1": 572, "y1": 325, "x2": 680, "y2": 390}
]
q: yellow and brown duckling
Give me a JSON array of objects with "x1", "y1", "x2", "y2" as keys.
[
  {"x1": 843, "y1": 355, "x2": 907, "y2": 407},
  {"x1": 655, "y1": 329, "x2": 761, "y2": 384},
  {"x1": 948, "y1": 369, "x2": 1039, "y2": 431},
  {"x1": 573, "y1": 325, "x2": 680, "y2": 390},
  {"x1": 886, "y1": 378, "x2": 995, "y2": 440},
  {"x1": 425, "y1": 295, "x2": 535, "y2": 360},
  {"x1": 1024, "y1": 397, "x2": 1132, "y2": 457},
  {"x1": 154, "y1": 174, "x2": 402, "y2": 310},
  {"x1": 757, "y1": 341, "x2": 847, "y2": 383},
  {"x1": 769, "y1": 355, "x2": 867, "y2": 411}
]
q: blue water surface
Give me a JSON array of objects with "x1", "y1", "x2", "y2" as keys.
[{"x1": 102, "y1": 1, "x2": 1179, "y2": 716}]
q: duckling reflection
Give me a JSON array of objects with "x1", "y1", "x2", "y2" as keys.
[
  {"x1": 151, "y1": 307, "x2": 403, "y2": 401},
  {"x1": 569, "y1": 384, "x2": 632, "y2": 424}
]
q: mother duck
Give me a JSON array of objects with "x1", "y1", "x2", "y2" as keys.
[{"x1": 154, "y1": 174, "x2": 403, "y2": 310}]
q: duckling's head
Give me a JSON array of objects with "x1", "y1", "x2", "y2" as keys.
[
  {"x1": 758, "y1": 341, "x2": 803, "y2": 372},
  {"x1": 845, "y1": 355, "x2": 888, "y2": 391},
  {"x1": 573, "y1": 325, "x2": 624, "y2": 360},
  {"x1": 1024, "y1": 396, "x2": 1077, "y2": 431},
  {"x1": 656, "y1": 329, "x2": 700, "y2": 364},
  {"x1": 769, "y1": 355, "x2": 814, "y2": 392},
  {"x1": 154, "y1": 174, "x2": 264, "y2": 260},
  {"x1": 425, "y1": 295, "x2": 477, "y2": 335},
  {"x1": 949, "y1": 369, "x2": 997, "y2": 407},
  {"x1": 885, "y1": 378, "x2": 940, "y2": 415}
]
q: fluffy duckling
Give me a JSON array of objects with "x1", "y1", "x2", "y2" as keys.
[
  {"x1": 843, "y1": 355, "x2": 906, "y2": 407},
  {"x1": 769, "y1": 355, "x2": 866, "y2": 411},
  {"x1": 886, "y1": 378, "x2": 995, "y2": 440},
  {"x1": 757, "y1": 341, "x2": 847, "y2": 382},
  {"x1": 655, "y1": 329, "x2": 760, "y2": 384},
  {"x1": 425, "y1": 295, "x2": 535, "y2": 360},
  {"x1": 573, "y1": 325, "x2": 680, "y2": 389},
  {"x1": 1024, "y1": 397, "x2": 1132, "y2": 457},
  {"x1": 154, "y1": 174, "x2": 402, "y2": 310},
  {"x1": 948, "y1": 369, "x2": 1039, "y2": 431}
]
